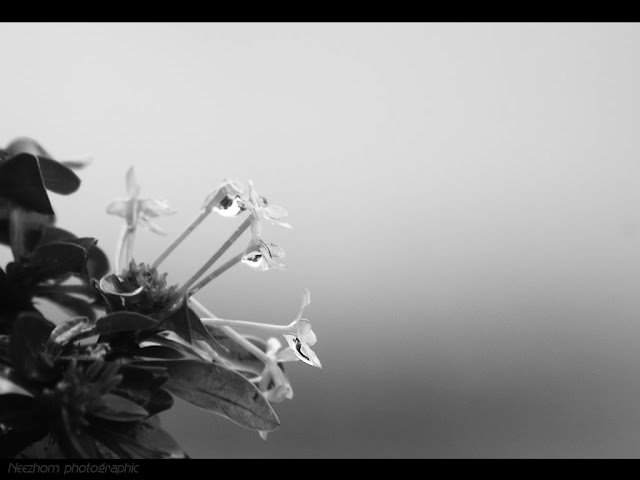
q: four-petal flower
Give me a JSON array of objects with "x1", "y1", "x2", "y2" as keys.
[
  {"x1": 106, "y1": 167, "x2": 175, "y2": 272},
  {"x1": 106, "y1": 167, "x2": 175, "y2": 234},
  {"x1": 239, "y1": 180, "x2": 292, "y2": 241}
]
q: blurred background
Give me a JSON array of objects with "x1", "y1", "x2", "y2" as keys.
[{"x1": 1, "y1": 22, "x2": 640, "y2": 458}]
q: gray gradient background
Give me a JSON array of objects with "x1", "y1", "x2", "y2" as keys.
[{"x1": 1, "y1": 23, "x2": 640, "y2": 458}]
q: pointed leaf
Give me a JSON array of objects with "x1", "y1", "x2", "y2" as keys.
[
  {"x1": 10, "y1": 314, "x2": 55, "y2": 381},
  {"x1": 134, "y1": 345, "x2": 193, "y2": 360},
  {"x1": 162, "y1": 359, "x2": 280, "y2": 431},
  {"x1": 21, "y1": 242, "x2": 87, "y2": 284},
  {"x1": 93, "y1": 419, "x2": 187, "y2": 459},
  {"x1": 63, "y1": 236, "x2": 97, "y2": 252},
  {"x1": 0, "y1": 394, "x2": 48, "y2": 458},
  {"x1": 36, "y1": 156, "x2": 81, "y2": 195},
  {"x1": 37, "y1": 225, "x2": 75, "y2": 245},
  {"x1": 48, "y1": 316, "x2": 96, "y2": 347},
  {"x1": 4, "y1": 138, "x2": 81, "y2": 195},
  {"x1": 90, "y1": 393, "x2": 149, "y2": 422},
  {"x1": 164, "y1": 301, "x2": 219, "y2": 348},
  {"x1": 95, "y1": 312, "x2": 159, "y2": 336},
  {"x1": 112, "y1": 363, "x2": 169, "y2": 409},
  {"x1": 144, "y1": 388, "x2": 174, "y2": 417},
  {"x1": 0, "y1": 153, "x2": 53, "y2": 214},
  {"x1": 6, "y1": 208, "x2": 55, "y2": 260},
  {"x1": 87, "y1": 244, "x2": 110, "y2": 280},
  {"x1": 58, "y1": 408, "x2": 100, "y2": 459}
]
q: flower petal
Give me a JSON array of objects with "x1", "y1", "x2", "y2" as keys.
[
  {"x1": 106, "y1": 199, "x2": 129, "y2": 218},
  {"x1": 292, "y1": 319, "x2": 317, "y2": 346},
  {"x1": 141, "y1": 198, "x2": 176, "y2": 217},
  {"x1": 283, "y1": 335, "x2": 322, "y2": 368},
  {"x1": 276, "y1": 347, "x2": 299, "y2": 363},
  {"x1": 263, "y1": 242, "x2": 286, "y2": 259},
  {"x1": 248, "y1": 179, "x2": 261, "y2": 206},
  {"x1": 264, "y1": 384, "x2": 293, "y2": 403},
  {"x1": 126, "y1": 166, "x2": 140, "y2": 197},
  {"x1": 140, "y1": 217, "x2": 167, "y2": 235},
  {"x1": 264, "y1": 205, "x2": 290, "y2": 222}
]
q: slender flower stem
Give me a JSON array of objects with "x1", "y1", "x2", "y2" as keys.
[
  {"x1": 189, "y1": 298, "x2": 272, "y2": 365},
  {"x1": 201, "y1": 317, "x2": 293, "y2": 336},
  {"x1": 114, "y1": 224, "x2": 128, "y2": 274},
  {"x1": 187, "y1": 252, "x2": 244, "y2": 296},
  {"x1": 177, "y1": 215, "x2": 252, "y2": 295},
  {"x1": 151, "y1": 208, "x2": 210, "y2": 269},
  {"x1": 125, "y1": 226, "x2": 136, "y2": 266}
]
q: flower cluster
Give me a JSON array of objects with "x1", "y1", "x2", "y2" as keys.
[{"x1": 0, "y1": 137, "x2": 320, "y2": 459}]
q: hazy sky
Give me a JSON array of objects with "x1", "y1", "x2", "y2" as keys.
[{"x1": 1, "y1": 22, "x2": 640, "y2": 458}]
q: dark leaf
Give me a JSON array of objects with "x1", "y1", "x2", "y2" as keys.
[
  {"x1": 35, "y1": 225, "x2": 75, "y2": 246},
  {"x1": 112, "y1": 364, "x2": 169, "y2": 408},
  {"x1": 0, "y1": 395, "x2": 49, "y2": 458},
  {"x1": 10, "y1": 314, "x2": 55, "y2": 382},
  {"x1": 58, "y1": 408, "x2": 100, "y2": 459},
  {"x1": 95, "y1": 312, "x2": 159, "y2": 336},
  {"x1": 0, "y1": 335, "x2": 11, "y2": 365},
  {"x1": 36, "y1": 156, "x2": 81, "y2": 195},
  {"x1": 6, "y1": 208, "x2": 55, "y2": 261},
  {"x1": 63, "y1": 236, "x2": 97, "y2": 252},
  {"x1": 92, "y1": 419, "x2": 187, "y2": 459},
  {"x1": 4, "y1": 137, "x2": 81, "y2": 195},
  {"x1": 15, "y1": 435, "x2": 66, "y2": 459},
  {"x1": 92, "y1": 279, "x2": 125, "y2": 313},
  {"x1": 48, "y1": 317, "x2": 96, "y2": 347},
  {"x1": 134, "y1": 345, "x2": 191, "y2": 360},
  {"x1": 0, "y1": 153, "x2": 53, "y2": 215},
  {"x1": 23, "y1": 227, "x2": 107, "y2": 281},
  {"x1": 144, "y1": 389, "x2": 174, "y2": 417},
  {"x1": 162, "y1": 360, "x2": 280, "y2": 431},
  {"x1": 63, "y1": 237, "x2": 110, "y2": 280},
  {"x1": 87, "y1": 244, "x2": 110, "y2": 280},
  {"x1": 137, "y1": 331, "x2": 214, "y2": 362},
  {"x1": 0, "y1": 218, "x2": 8, "y2": 246},
  {"x1": 90, "y1": 393, "x2": 149, "y2": 422},
  {"x1": 20, "y1": 242, "x2": 87, "y2": 284},
  {"x1": 0, "y1": 393, "x2": 40, "y2": 418},
  {"x1": 164, "y1": 301, "x2": 217, "y2": 347}
]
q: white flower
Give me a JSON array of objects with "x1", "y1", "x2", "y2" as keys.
[
  {"x1": 240, "y1": 180, "x2": 292, "y2": 241},
  {"x1": 202, "y1": 179, "x2": 245, "y2": 217},
  {"x1": 106, "y1": 167, "x2": 175, "y2": 234},
  {"x1": 241, "y1": 239, "x2": 287, "y2": 271},
  {"x1": 283, "y1": 289, "x2": 321, "y2": 368}
]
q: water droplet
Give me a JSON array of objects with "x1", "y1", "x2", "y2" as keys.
[
  {"x1": 213, "y1": 195, "x2": 242, "y2": 217},
  {"x1": 242, "y1": 251, "x2": 264, "y2": 269}
]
